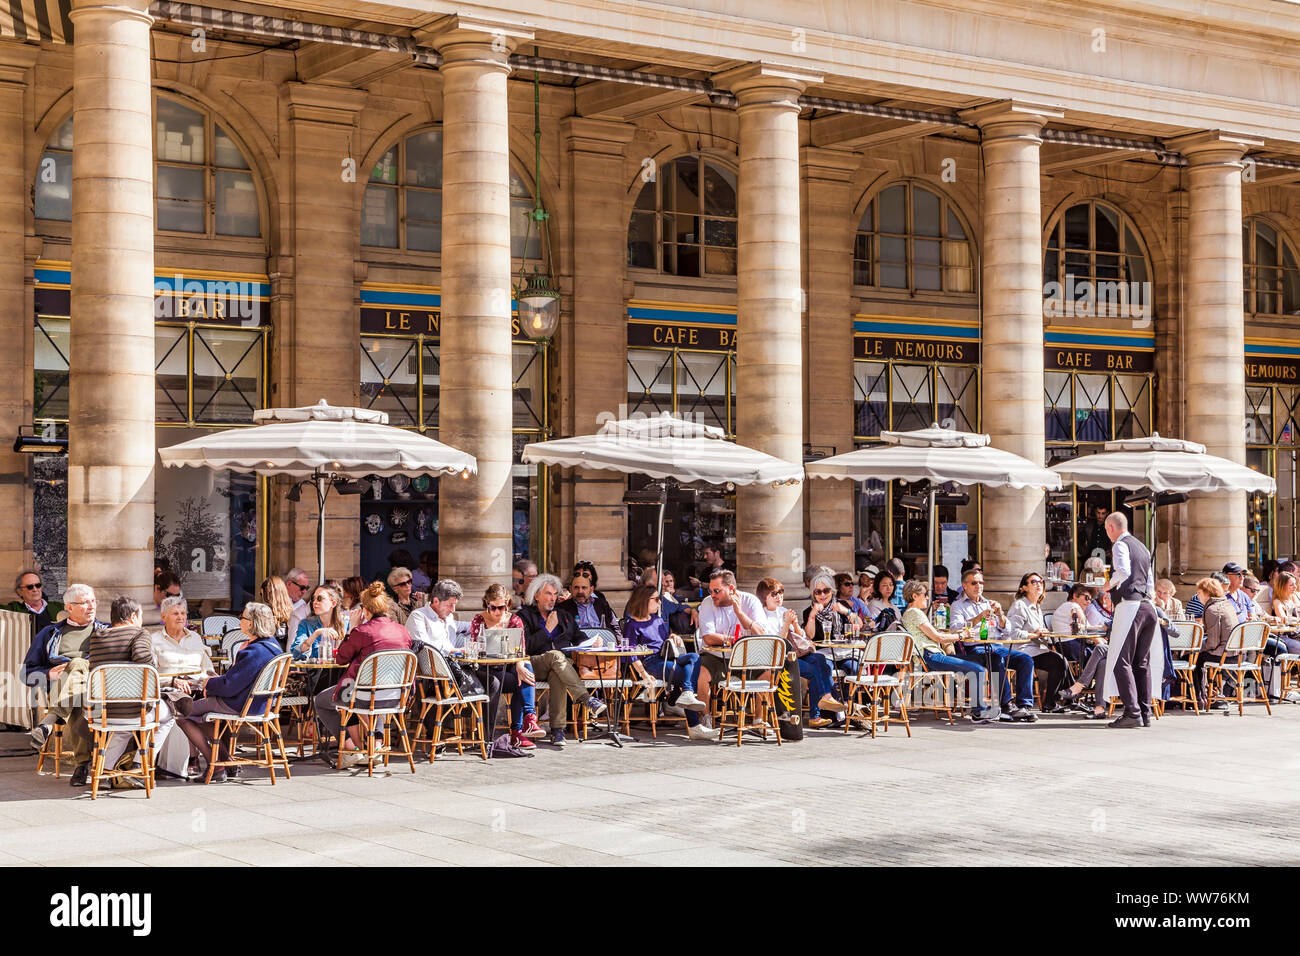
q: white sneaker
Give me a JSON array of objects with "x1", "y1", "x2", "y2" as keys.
[
  {"x1": 687, "y1": 722, "x2": 715, "y2": 740},
  {"x1": 337, "y1": 750, "x2": 364, "y2": 769},
  {"x1": 29, "y1": 722, "x2": 49, "y2": 752},
  {"x1": 676, "y1": 690, "x2": 708, "y2": 712}
]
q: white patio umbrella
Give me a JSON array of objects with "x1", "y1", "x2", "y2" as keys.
[
  {"x1": 1049, "y1": 432, "x2": 1276, "y2": 557},
  {"x1": 806, "y1": 424, "x2": 1063, "y2": 582},
  {"x1": 159, "y1": 399, "x2": 477, "y2": 583},
  {"x1": 521, "y1": 413, "x2": 803, "y2": 580}
]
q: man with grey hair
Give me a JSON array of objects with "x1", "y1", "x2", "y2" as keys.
[
  {"x1": 517, "y1": 573, "x2": 606, "y2": 747},
  {"x1": 406, "y1": 579, "x2": 469, "y2": 654},
  {"x1": 1100, "y1": 511, "x2": 1161, "y2": 728},
  {"x1": 285, "y1": 567, "x2": 311, "y2": 636},
  {"x1": 22, "y1": 584, "x2": 107, "y2": 778}
]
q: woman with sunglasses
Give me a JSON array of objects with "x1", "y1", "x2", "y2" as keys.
[
  {"x1": 386, "y1": 567, "x2": 422, "y2": 625},
  {"x1": 1005, "y1": 571, "x2": 1071, "y2": 711},
  {"x1": 758, "y1": 576, "x2": 844, "y2": 728},
  {"x1": 469, "y1": 584, "x2": 545, "y2": 749},
  {"x1": 291, "y1": 584, "x2": 350, "y2": 661}
]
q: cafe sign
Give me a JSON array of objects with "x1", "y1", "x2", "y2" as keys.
[
  {"x1": 627, "y1": 319, "x2": 736, "y2": 351},
  {"x1": 361, "y1": 307, "x2": 529, "y2": 341},
  {"x1": 1044, "y1": 345, "x2": 1153, "y2": 373},
  {"x1": 854, "y1": 334, "x2": 979, "y2": 364}
]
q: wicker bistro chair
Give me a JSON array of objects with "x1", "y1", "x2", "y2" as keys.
[
  {"x1": 905, "y1": 653, "x2": 956, "y2": 725},
  {"x1": 85, "y1": 664, "x2": 162, "y2": 799},
  {"x1": 219, "y1": 630, "x2": 249, "y2": 668},
  {"x1": 1205, "y1": 621, "x2": 1273, "y2": 717},
  {"x1": 716, "y1": 636, "x2": 786, "y2": 746},
  {"x1": 844, "y1": 631, "x2": 914, "y2": 738},
  {"x1": 204, "y1": 615, "x2": 241, "y2": 641},
  {"x1": 413, "y1": 645, "x2": 489, "y2": 761},
  {"x1": 1167, "y1": 621, "x2": 1204, "y2": 714},
  {"x1": 1273, "y1": 630, "x2": 1300, "y2": 699},
  {"x1": 336, "y1": 649, "x2": 418, "y2": 775},
  {"x1": 202, "y1": 653, "x2": 294, "y2": 784}
]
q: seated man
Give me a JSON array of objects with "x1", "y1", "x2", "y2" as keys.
[
  {"x1": 21, "y1": 583, "x2": 107, "y2": 785},
  {"x1": 930, "y1": 565, "x2": 960, "y2": 605},
  {"x1": 86, "y1": 596, "x2": 177, "y2": 790},
  {"x1": 1084, "y1": 588, "x2": 1114, "y2": 629},
  {"x1": 558, "y1": 570, "x2": 623, "y2": 641},
  {"x1": 4, "y1": 569, "x2": 64, "y2": 633},
  {"x1": 696, "y1": 569, "x2": 764, "y2": 699},
  {"x1": 516, "y1": 574, "x2": 606, "y2": 748},
  {"x1": 948, "y1": 568, "x2": 1037, "y2": 722}
]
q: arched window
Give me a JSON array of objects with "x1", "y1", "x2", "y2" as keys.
[
  {"x1": 1243, "y1": 218, "x2": 1300, "y2": 317},
  {"x1": 361, "y1": 127, "x2": 540, "y2": 257},
  {"x1": 1043, "y1": 200, "x2": 1150, "y2": 319},
  {"x1": 34, "y1": 95, "x2": 262, "y2": 238},
  {"x1": 853, "y1": 182, "x2": 973, "y2": 292},
  {"x1": 627, "y1": 154, "x2": 737, "y2": 277}
]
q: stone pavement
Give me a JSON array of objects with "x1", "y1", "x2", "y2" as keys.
[{"x1": 2, "y1": 704, "x2": 1298, "y2": 866}]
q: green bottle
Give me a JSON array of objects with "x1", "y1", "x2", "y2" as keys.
[{"x1": 979, "y1": 617, "x2": 988, "y2": 642}]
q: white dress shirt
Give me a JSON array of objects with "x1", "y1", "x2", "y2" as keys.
[
  {"x1": 287, "y1": 598, "x2": 309, "y2": 642},
  {"x1": 698, "y1": 590, "x2": 765, "y2": 646},
  {"x1": 1106, "y1": 532, "x2": 1154, "y2": 600},
  {"x1": 406, "y1": 605, "x2": 469, "y2": 655}
]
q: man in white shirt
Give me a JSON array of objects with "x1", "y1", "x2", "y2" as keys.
[
  {"x1": 284, "y1": 568, "x2": 311, "y2": 637},
  {"x1": 697, "y1": 569, "x2": 763, "y2": 647},
  {"x1": 406, "y1": 579, "x2": 469, "y2": 655},
  {"x1": 949, "y1": 568, "x2": 1037, "y2": 722}
]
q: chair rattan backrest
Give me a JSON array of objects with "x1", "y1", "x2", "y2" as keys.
[
  {"x1": 1226, "y1": 620, "x2": 1268, "y2": 654},
  {"x1": 1169, "y1": 620, "x2": 1203, "y2": 652},
  {"x1": 239, "y1": 653, "x2": 292, "y2": 718},
  {"x1": 866, "y1": 631, "x2": 913, "y2": 666},
  {"x1": 204, "y1": 615, "x2": 241, "y2": 638},
  {"x1": 346, "y1": 650, "x2": 417, "y2": 710},
  {"x1": 221, "y1": 630, "x2": 248, "y2": 659},
  {"x1": 730, "y1": 636, "x2": 786, "y2": 672},
  {"x1": 86, "y1": 664, "x2": 160, "y2": 728}
]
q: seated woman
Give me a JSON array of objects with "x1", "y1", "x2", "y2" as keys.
[
  {"x1": 469, "y1": 583, "x2": 546, "y2": 749},
  {"x1": 1005, "y1": 572, "x2": 1071, "y2": 712},
  {"x1": 1056, "y1": 636, "x2": 1111, "y2": 718},
  {"x1": 151, "y1": 595, "x2": 217, "y2": 778},
  {"x1": 1154, "y1": 579, "x2": 1186, "y2": 621},
  {"x1": 757, "y1": 576, "x2": 844, "y2": 729},
  {"x1": 175, "y1": 602, "x2": 284, "y2": 781},
  {"x1": 803, "y1": 571, "x2": 863, "y2": 685},
  {"x1": 291, "y1": 584, "x2": 350, "y2": 661},
  {"x1": 899, "y1": 581, "x2": 999, "y2": 722},
  {"x1": 656, "y1": 570, "x2": 698, "y2": 633},
  {"x1": 1271, "y1": 571, "x2": 1300, "y2": 626},
  {"x1": 1189, "y1": 578, "x2": 1236, "y2": 710},
  {"x1": 865, "y1": 570, "x2": 900, "y2": 629},
  {"x1": 259, "y1": 576, "x2": 295, "y2": 649},
  {"x1": 622, "y1": 584, "x2": 712, "y2": 740}
]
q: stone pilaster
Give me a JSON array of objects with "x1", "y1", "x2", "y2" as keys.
[
  {"x1": 67, "y1": 0, "x2": 155, "y2": 606},
  {"x1": 428, "y1": 16, "x2": 532, "y2": 595},
  {"x1": 1166, "y1": 130, "x2": 1263, "y2": 575},
  {"x1": 961, "y1": 100, "x2": 1063, "y2": 591},
  {"x1": 717, "y1": 63, "x2": 821, "y2": 589},
  {"x1": 801, "y1": 146, "x2": 860, "y2": 576},
  {"x1": 555, "y1": 117, "x2": 636, "y2": 586},
  {"x1": 0, "y1": 44, "x2": 37, "y2": 581},
  {"x1": 283, "y1": 83, "x2": 369, "y2": 582}
]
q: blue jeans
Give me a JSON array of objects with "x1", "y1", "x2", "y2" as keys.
[
  {"x1": 797, "y1": 653, "x2": 837, "y2": 718},
  {"x1": 501, "y1": 665, "x2": 537, "y2": 732},
  {"x1": 957, "y1": 644, "x2": 1036, "y2": 709},
  {"x1": 922, "y1": 650, "x2": 996, "y2": 716},
  {"x1": 644, "y1": 654, "x2": 702, "y2": 727}
]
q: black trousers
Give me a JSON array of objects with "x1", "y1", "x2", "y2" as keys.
[
  {"x1": 1032, "y1": 650, "x2": 1070, "y2": 709},
  {"x1": 1112, "y1": 600, "x2": 1159, "y2": 718}
]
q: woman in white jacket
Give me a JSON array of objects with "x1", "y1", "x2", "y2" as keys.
[{"x1": 1004, "y1": 572, "x2": 1071, "y2": 712}]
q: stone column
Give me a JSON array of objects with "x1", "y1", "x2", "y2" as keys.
[
  {"x1": 0, "y1": 44, "x2": 37, "y2": 579},
  {"x1": 67, "y1": 0, "x2": 155, "y2": 606},
  {"x1": 283, "y1": 83, "x2": 368, "y2": 581},
  {"x1": 716, "y1": 64, "x2": 821, "y2": 589},
  {"x1": 428, "y1": 16, "x2": 532, "y2": 595},
  {"x1": 961, "y1": 101, "x2": 1062, "y2": 592},
  {"x1": 1166, "y1": 131, "x2": 1262, "y2": 574},
  {"x1": 556, "y1": 117, "x2": 635, "y2": 589},
  {"x1": 801, "y1": 146, "x2": 860, "y2": 575}
]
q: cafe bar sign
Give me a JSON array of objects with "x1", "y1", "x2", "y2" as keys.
[{"x1": 1044, "y1": 345, "x2": 1153, "y2": 373}]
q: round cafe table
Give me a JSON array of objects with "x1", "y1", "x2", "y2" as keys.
[
  {"x1": 449, "y1": 653, "x2": 529, "y2": 758},
  {"x1": 942, "y1": 633, "x2": 1036, "y2": 715},
  {"x1": 561, "y1": 647, "x2": 645, "y2": 748}
]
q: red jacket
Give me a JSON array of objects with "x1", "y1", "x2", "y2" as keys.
[{"x1": 333, "y1": 615, "x2": 412, "y2": 698}]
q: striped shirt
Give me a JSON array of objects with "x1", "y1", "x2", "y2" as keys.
[{"x1": 88, "y1": 626, "x2": 156, "y2": 719}]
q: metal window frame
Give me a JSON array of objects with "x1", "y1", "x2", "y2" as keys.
[
  {"x1": 647, "y1": 155, "x2": 739, "y2": 279},
  {"x1": 853, "y1": 182, "x2": 975, "y2": 294}
]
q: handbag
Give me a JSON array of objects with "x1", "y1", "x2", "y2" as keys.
[
  {"x1": 573, "y1": 651, "x2": 619, "y2": 680},
  {"x1": 445, "y1": 657, "x2": 485, "y2": 697}
]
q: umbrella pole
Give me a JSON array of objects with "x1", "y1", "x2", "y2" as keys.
[
  {"x1": 928, "y1": 487, "x2": 936, "y2": 589},
  {"x1": 655, "y1": 488, "x2": 666, "y2": 588},
  {"x1": 315, "y1": 473, "x2": 330, "y2": 585}
]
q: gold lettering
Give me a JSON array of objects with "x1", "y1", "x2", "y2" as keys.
[
  {"x1": 384, "y1": 310, "x2": 398, "y2": 330},
  {"x1": 688, "y1": 329, "x2": 698, "y2": 345}
]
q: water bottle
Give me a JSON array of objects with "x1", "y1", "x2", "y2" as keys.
[
  {"x1": 979, "y1": 617, "x2": 989, "y2": 642},
  {"x1": 933, "y1": 603, "x2": 949, "y2": 631}
]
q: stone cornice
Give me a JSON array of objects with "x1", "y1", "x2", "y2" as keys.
[
  {"x1": 285, "y1": 82, "x2": 369, "y2": 126},
  {"x1": 559, "y1": 116, "x2": 636, "y2": 155},
  {"x1": 1165, "y1": 129, "x2": 1265, "y2": 160},
  {"x1": 799, "y1": 146, "x2": 861, "y2": 183}
]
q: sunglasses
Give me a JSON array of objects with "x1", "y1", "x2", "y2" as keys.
[
  {"x1": 772, "y1": 589, "x2": 785, "y2": 596},
  {"x1": 1028, "y1": 579, "x2": 1044, "y2": 586},
  {"x1": 487, "y1": 604, "x2": 508, "y2": 612},
  {"x1": 21, "y1": 583, "x2": 42, "y2": 591},
  {"x1": 394, "y1": 580, "x2": 413, "y2": 587},
  {"x1": 812, "y1": 588, "x2": 832, "y2": 595}
]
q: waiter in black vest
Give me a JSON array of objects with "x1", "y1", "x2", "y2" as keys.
[{"x1": 1100, "y1": 512, "x2": 1161, "y2": 728}]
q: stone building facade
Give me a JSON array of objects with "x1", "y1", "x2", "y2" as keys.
[{"x1": 2, "y1": 0, "x2": 1299, "y2": 609}]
